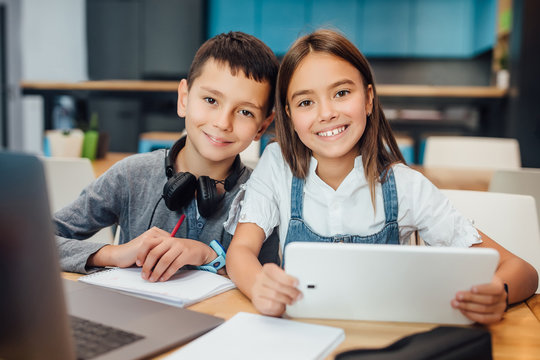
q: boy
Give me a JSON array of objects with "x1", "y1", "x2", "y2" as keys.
[{"x1": 55, "y1": 32, "x2": 280, "y2": 282}]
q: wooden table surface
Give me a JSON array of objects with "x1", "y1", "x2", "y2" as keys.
[{"x1": 63, "y1": 273, "x2": 540, "y2": 359}]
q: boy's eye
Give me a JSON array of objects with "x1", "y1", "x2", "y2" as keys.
[
  {"x1": 335, "y1": 90, "x2": 350, "y2": 98},
  {"x1": 298, "y1": 100, "x2": 313, "y2": 107},
  {"x1": 239, "y1": 109, "x2": 254, "y2": 117},
  {"x1": 204, "y1": 97, "x2": 217, "y2": 105}
]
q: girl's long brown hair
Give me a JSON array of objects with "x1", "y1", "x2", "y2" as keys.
[{"x1": 275, "y1": 29, "x2": 405, "y2": 205}]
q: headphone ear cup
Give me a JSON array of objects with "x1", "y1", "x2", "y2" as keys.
[
  {"x1": 163, "y1": 172, "x2": 197, "y2": 211},
  {"x1": 197, "y1": 176, "x2": 222, "y2": 218}
]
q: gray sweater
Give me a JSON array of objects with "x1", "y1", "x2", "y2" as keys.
[{"x1": 55, "y1": 150, "x2": 279, "y2": 273}]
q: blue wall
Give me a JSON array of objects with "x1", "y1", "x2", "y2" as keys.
[{"x1": 208, "y1": 0, "x2": 497, "y2": 58}]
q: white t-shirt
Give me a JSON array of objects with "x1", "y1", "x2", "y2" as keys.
[{"x1": 226, "y1": 143, "x2": 481, "y2": 252}]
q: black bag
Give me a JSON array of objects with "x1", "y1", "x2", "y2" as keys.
[{"x1": 335, "y1": 326, "x2": 492, "y2": 360}]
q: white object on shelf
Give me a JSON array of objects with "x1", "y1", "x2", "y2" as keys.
[{"x1": 46, "y1": 129, "x2": 84, "y2": 158}]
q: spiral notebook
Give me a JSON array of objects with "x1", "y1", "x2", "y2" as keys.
[{"x1": 80, "y1": 267, "x2": 236, "y2": 307}]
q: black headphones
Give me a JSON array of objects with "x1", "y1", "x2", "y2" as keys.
[{"x1": 162, "y1": 136, "x2": 244, "y2": 218}]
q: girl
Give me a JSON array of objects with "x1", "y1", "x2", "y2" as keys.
[{"x1": 226, "y1": 29, "x2": 538, "y2": 324}]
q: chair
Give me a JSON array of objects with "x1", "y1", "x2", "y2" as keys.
[
  {"x1": 441, "y1": 189, "x2": 540, "y2": 293},
  {"x1": 489, "y1": 168, "x2": 540, "y2": 230},
  {"x1": 41, "y1": 157, "x2": 114, "y2": 244},
  {"x1": 423, "y1": 136, "x2": 521, "y2": 170}
]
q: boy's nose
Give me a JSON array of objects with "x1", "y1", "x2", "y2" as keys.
[{"x1": 213, "y1": 112, "x2": 233, "y2": 131}]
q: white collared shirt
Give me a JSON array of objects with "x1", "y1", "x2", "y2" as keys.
[{"x1": 227, "y1": 143, "x2": 480, "y2": 252}]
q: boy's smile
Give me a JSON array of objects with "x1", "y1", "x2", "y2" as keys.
[{"x1": 177, "y1": 59, "x2": 273, "y2": 177}]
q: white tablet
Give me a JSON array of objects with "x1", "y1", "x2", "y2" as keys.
[{"x1": 284, "y1": 243, "x2": 499, "y2": 324}]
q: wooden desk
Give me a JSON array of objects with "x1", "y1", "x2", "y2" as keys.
[
  {"x1": 527, "y1": 295, "x2": 540, "y2": 322},
  {"x1": 63, "y1": 273, "x2": 540, "y2": 359}
]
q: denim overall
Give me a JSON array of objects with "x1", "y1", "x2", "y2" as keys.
[{"x1": 283, "y1": 168, "x2": 400, "y2": 264}]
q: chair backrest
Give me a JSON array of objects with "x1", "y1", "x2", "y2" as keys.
[
  {"x1": 489, "y1": 168, "x2": 540, "y2": 230},
  {"x1": 41, "y1": 157, "x2": 113, "y2": 244},
  {"x1": 441, "y1": 189, "x2": 540, "y2": 293},
  {"x1": 423, "y1": 136, "x2": 521, "y2": 170}
]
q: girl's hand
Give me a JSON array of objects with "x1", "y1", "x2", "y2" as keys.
[
  {"x1": 451, "y1": 275, "x2": 507, "y2": 324},
  {"x1": 251, "y1": 263, "x2": 302, "y2": 317}
]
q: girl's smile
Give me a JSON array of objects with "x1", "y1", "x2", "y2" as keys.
[{"x1": 316, "y1": 124, "x2": 348, "y2": 138}]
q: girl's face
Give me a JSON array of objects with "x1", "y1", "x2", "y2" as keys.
[{"x1": 286, "y1": 52, "x2": 373, "y2": 164}]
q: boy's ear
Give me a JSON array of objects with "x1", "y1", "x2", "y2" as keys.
[
  {"x1": 366, "y1": 84, "x2": 374, "y2": 115},
  {"x1": 253, "y1": 111, "x2": 274, "y2": 141},
  {"x1": 177, "y1": 79, "x2": 189, "y2": 117}
]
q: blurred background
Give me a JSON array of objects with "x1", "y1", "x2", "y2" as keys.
[{"x1": 1, "y1": 0, "x2": 539, "y2": 166}]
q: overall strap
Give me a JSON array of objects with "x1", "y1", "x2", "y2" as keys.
[
  {"x1": 290, "y1": 176, "x2": 304, "y2": 219},
  {"x1": 380, "y1": 167, "x2": 398, "y2": 223}
]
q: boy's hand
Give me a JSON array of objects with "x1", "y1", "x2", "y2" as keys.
[
  {"x1": 87, "y1": 227, "x2": 172, "y2": 269},
  {"x1": 251, "y1": 263, "x2": 302, "y2": 317},
  {"x1": 88, "y1": 227, "x2": 217, "y2": 282},
  {"x1": 136, "y1": 232, "x2": 216, "y2": 282},
  {"x1": 451, "y1": 275, "x2": 507, "y2": 324}
]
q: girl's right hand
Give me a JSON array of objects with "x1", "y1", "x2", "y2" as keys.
[{"x1": 251, "y1": 263, "x2": 303, "y2": 317}]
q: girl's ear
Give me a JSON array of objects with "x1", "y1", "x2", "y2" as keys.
[
  {"x1": 366, "y1": 84, "x2": 374, "y2": 115},
  {"x1": 285, "y1": 103, "x2": 291, "y2": 118},
  {"x1": 177, "y1": 79, "x2": 189, "y2": 117}
]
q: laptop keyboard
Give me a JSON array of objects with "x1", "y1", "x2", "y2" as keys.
[{"x1": 70, "y1": 315, "x2": 145, "y2": 360}]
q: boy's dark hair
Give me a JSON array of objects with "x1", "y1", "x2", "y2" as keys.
[{"x1": 187, "y1": 32, "x2": 279, "y2": 116}]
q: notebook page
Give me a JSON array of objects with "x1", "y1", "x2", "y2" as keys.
[
  {"x1": 164, "y1": 312, "x2": 345, "y2": 360},
  {"x1": 79, "y1": 268, "x2": 235, "y2": 307}
]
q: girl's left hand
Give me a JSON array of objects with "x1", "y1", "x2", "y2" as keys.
[{"x1": 451, "y1": 275, "x2": 507, "y2": 324}]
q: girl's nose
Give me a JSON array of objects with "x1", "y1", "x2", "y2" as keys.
[{"x1": 319, "y1": 100, "x2": 337, "y2": 122}]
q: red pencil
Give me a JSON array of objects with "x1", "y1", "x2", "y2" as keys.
[{"x1": 170, "y1": 214, "x2": 185, "y2": 237}]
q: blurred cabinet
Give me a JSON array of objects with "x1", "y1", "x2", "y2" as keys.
[
  {"x1": 86, "y1": 0, "x2": 205, "y2": 152},
  {"x1": 208, "y1": 0, "x2": 497, "y2": 58}
]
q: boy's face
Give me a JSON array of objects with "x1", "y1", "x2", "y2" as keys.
[{"x1": 177, "y1": 59, "x2": 273, "y2": 163}]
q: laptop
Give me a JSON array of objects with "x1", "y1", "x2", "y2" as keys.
[
  {"x1": 41, "y1": 156, "x2": 114, "y2": 244},
  {"x1": 284, "y1": 242, "x2": 499, "y2": 325},
  {"x1": 0, "y1": 152, "x2": 224, "y2": 360}
]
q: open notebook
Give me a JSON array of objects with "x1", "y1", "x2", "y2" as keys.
[
  {"x1": 80, "y1": 268, "x2": 235, "y2": 307},
  {"x1": 164, "y1": 312, "x2": 345, "y2": 360}
]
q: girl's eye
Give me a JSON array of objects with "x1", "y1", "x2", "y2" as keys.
[
  {"x1": 204, "y1": 97, "x2": 217, "y2": 105},
  {"x1": 298, "y1": 100, "x2": 313, "y2": 107},
  {"x1": 239, "y1": 109, "x2": 254, "y2": 117},
  {"x1": 335, "y1": 90, "x2": 350, "y2": 98}
]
